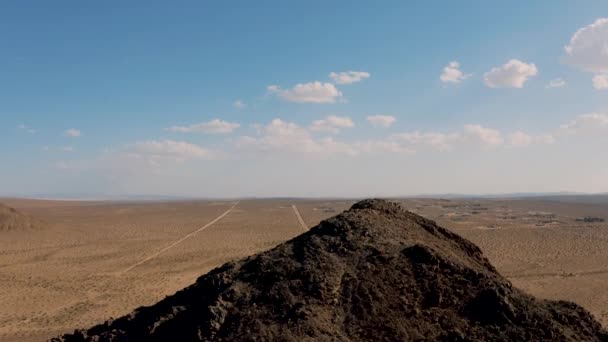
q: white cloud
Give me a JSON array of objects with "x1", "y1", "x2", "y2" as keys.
[
  {"x1": 354, "y1": 140, "x2": 415, "y2": 155},
  {"x1": 560, "y1": 113, "x2": 608, "y2": 134},
  {"x1": 508, "y1": 131, "x2": 555, "y2": 147},
  {"x1": 233, "y1": 100, "x2": 246, "y2": 109},
  {"x1": 592, "y1": 74, "x2": 608, "y2": 89},
  {"x1": 546, "y1": 78, "x2": 566, "y2": 88},
  {"x1": 440, "y1": 61, "x2": 471, "y2": 83},
  {"x1": 167, "y1": 119, "x2": 240, "y2": 134},
  {"x1": 237, "y1": 119, "x2": 358, "y2": 156},
  {"x1": 390, "y1": 131, "x2": 459, "y2": 151},
  {"x1": 564, "y1": 18, "x2": 608, "y2": 73},
  {"x1": 536, "y1": 134, "x2": 556, "y2": 145},
  {"x1": 54, "y1": 140, "x2": 215, "y2": 174},
  {"x1": 64, "y1": 129, "x2": 81, "y2": 137},
  {"x1": 483, "y1": 59, "x2": 538, "y2": 88},
  {"x1": 263, "y1": 119, "x2": 301, "y2": 137},
  {"x1": 267, "y1": 82, "x2": 343, "y2": 103},
  {"x1": 370, "y1": 125, "x2": 552, "y2": 153},
  {"x1": 463, "y1": 124, "x2": 504, "y2": 147},
  {"x1": 329, "y1": 71, "x2": 370, "y2": 85},
  {"x1": 237, "y1": 119, "x2": 562, "y2": 158},
  {"x1": 17, "y1": 124, "x2": 36, "y2": 133},
  {"x1": 535, "y1": 134, "x2": 557, "y2": 145},
  {"x1": 366, "y1": 115, "x2": 396, "y2": 128},
  {"x1": 238, "y1": 119, "x2": 416, "y2": 157},
  {"x1": 310, "y1": 115, "x2": 354, "y2": 133},
  {"x1": 132, "y1": 140, "x2": 212, "y2": 160},
  {"x1": 388, "y1": 126, "x2": 545, "y2": 152}
]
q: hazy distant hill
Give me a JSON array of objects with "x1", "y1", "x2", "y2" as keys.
[{"x1": 0, "y1": 204, "x2": 40, "y2": 231}]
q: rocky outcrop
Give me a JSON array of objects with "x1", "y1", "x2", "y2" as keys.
[{"x1": 53, "y1": 199, "x2": 608, "y2": 341}]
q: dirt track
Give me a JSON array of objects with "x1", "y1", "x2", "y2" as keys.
[
  {"x1": 291, "y1": 204, "x2": 308, "y2": 231},
  {"x1": 1, "y1": 197, "x2": 608, "y2": 340},
  {"x1": 52, "y1": 199, "x2": 608, "y2": 342},
  {"x1": 119, "y1": 202, "x2": 239, "y2": 274}
]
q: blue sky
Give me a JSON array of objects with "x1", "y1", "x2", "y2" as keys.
[{"x1": 2, "y1": 2, "x2": 608, "y2": 198}]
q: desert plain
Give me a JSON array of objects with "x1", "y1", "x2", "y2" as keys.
[{"x1": 0, "y1": 196, "x2": 607, "y2": 341}]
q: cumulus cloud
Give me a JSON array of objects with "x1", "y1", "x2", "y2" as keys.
[
  {"x1": 238, "y1": 119, "x2": 419, "y2": 157},
  {"x1": 546, "y1": 78, "x2": 566, "y2": 88},
  {"x1": 483, "y1": 59, "x2": 538, "y2": 88},
  {"x1": 563, "y1": 18, "x2": 608, "y2": 91},
  {"x1": 354, "y1": 140, "x2": 415, "y2": 155},
  {"x1": 390, "y1": 131, "x2": 459, "y2": 151},
  {"x1": 132, "y1": 140, "x2": 212, "y2": 160},
  {"x1": 463, "y1": 124, "x2": 504, "y2": 147},
  {"x1": 370, "y1": 125, "x2": 551, "y2": 153},
  {"x1": 167, "y1": 119, "x2": 240, "y2": 134},
  {"x1": 64, "y1": 129, "x2": 81, "y2": 137},
  {"x1": 236, "y1": 118, "x2": 565, "y2": 158},
  {"x1": 564, "y1": 18, "x2": 608, "y2": 74},
  {"x1": 367, "y1": 115, "x2": 396, "y2": 128},
  {"x1": 592, "y1": 74, "x2": 608, "y2": 89},
  {"x1": 237, "y1": 119, "x2": 357, "y2": 156},
  {"x1": 310, "y1": 115, "x2": 354, "y2": 133},
  {"x1": 329, "y1": 71, "x2": 370, "y2": 85},
  {"x1": 440, "y1": 61, "x2": 471, "y2": 83},
  {"x1": 508, "y1": 131, "x2": 555, "y2": 147},
  {"x1": 536, "y1": 135, "x2": 556, "y2": 145},
  {"x1": 267, "y1": 82, "x2": 343, "y2": 103},
  {"x1": 509, "y1": 132, "x2": 532, "y2": 147},
  {"x1": 560, "y1": 113, "x2": 608, "y2": 134},
  {"x1": 55, "y1": 140, "x2": 215, "y2": 173}
]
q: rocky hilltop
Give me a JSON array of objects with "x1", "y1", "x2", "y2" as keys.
[
  {"x1": 53, "y1": 199, "x2": 608, "y2": 341},
  {"x1": 0, "y1": 204, "x2": 39, "y2": 231}
]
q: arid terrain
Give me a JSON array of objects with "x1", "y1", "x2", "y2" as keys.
[{"x1": 1, "y1": 196, "x2": 607, "y2": 341}]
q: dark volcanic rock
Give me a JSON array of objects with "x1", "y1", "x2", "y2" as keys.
[{"x1": 52, "y1": 199, "x2": 608, "y2": 341}]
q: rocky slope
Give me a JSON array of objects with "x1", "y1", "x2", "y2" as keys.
[
  {"x1": 53, "y1": 199, "x2": 608, "y2": 341},
  {"x1": 0, "y1": 204, "x2": 39, "y2": 231}
]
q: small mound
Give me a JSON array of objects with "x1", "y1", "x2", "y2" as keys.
[
  {"x1": 53, "y1": 199, "x2": 608, "y2": 341},
  {"x1": 0, "y1": 204, "x2": 40, "y2": 231}
]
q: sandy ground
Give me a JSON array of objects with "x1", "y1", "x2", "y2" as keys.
[
  {"x1": 398, "y1": 197, "x2": 608, "y2": 327},
  {"x1": 0, "y1": 197, "x2": 607, "y2": 340}
]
